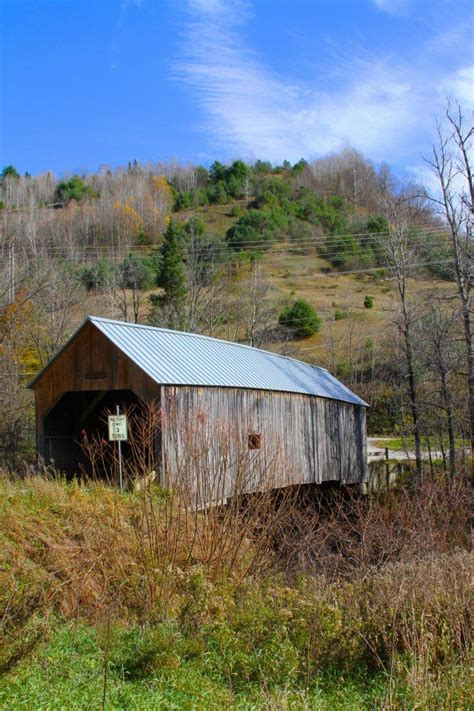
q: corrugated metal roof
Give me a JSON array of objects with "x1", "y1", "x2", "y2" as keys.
[{"x1": 85, "y1": 316, "x2": 367, "y2": 406}]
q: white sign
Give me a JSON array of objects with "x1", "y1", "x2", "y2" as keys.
[{"x1": 108, "y1": 414, "x2": 128, "y2": 441}]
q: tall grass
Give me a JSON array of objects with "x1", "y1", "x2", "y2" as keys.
[{"x1": 0, "y1": 437, "x2": 472, "y2": 707}]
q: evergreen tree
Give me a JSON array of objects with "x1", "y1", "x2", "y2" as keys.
[
  {"x1": 157, "y1": 220, "x2": 187, "y2": 304},
  {"x1": 150, "y1": 220, "x2": 188, "y2": 330},
  {"x1": 1, "y1": 165, "x2": 20, "y2": 179},
  {"x1": 54, "y1": 175, "x2": 96, "y2": 204},
  {"x1": 279, "y1": 299, "x2": 321, "y2": 339}
]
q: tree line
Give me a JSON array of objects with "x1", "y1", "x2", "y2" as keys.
[{"x1": 0, "y1": 102, "x2": 472, "y2": 478}]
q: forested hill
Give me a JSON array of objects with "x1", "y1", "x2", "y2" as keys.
[
  {"x1": 0, "y1": 144, "x2": 471, "y2": 459},
  {"x1": 0, "y1": 151, "x2": 449, "y2": 276}
]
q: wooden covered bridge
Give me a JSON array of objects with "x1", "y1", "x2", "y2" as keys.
[{"x1": 29, "y1": 316, "x2": 368, "y2": 498}]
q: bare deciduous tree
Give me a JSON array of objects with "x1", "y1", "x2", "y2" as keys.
[
  {"x1": 377, "y1": 189, "x2": 427, "y2": 476},
  {"x1": 418, "y1": 305, "x2": 463, "y2": 479},
  {"x1": 425, "y1": 100, "x2": 473, "y2": 460},
  {"x1": 29, "y1": 261, "x2": 86, "y2": 364}
]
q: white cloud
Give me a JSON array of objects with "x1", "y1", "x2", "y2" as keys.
[
  {"x1": 121, "y1": 0, "x2": 142, "y2": 8},
  {"x1": 372, "y1": 0, "x2": 412, "y2": 15},
  {"x1": 406, "y1": 162, "x2": 441, "y2": 196},
  {"x1": 187, "y1": 0, "x2": 228, "y2": 13},
  {"x1": 176, "y1": 0, "x2": 472, "y2": 169},
  {"x1": 439, "y1": 64, "x2": 474, "y2": 105}
]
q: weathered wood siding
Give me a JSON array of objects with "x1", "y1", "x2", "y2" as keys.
[
  {"x1": 33, "y1": 321, "x2": 160, "y2": 455},
  {"x1": 161, "y1": 385, "x2": 367, "y2": 499},
  {"x1": 31, "y1": 321, "x2": 367, "y2": 491}
]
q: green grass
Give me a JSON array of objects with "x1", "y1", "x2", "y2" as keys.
[
  {"x1": 2, "y1": 621, "x2": 470, "y2": 710},
  {"x1": 0, "y1": 622, "x2": 393, "y2": 711},
  {"x1": 1, "y1": 476, "x2": 471, "y2": 710},
  {"x1": 372, "y1": 436, "x2": 469, "y2": 451},
  {"x1": 0, "y1": 623, "x2": 232, "y2": 711},
  {"x1": 177, "y1": 201, "x2": 245, "y2": 238}
]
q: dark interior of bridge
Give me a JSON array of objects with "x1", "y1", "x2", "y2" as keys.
[{"x1": 41, "y1": 389, "x2": 152, "y2": 480}]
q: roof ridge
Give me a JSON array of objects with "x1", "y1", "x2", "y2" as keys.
[{"x1": 87, "y1": 316, "x2": 329, "y2": 372}]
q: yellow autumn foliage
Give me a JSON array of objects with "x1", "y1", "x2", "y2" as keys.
[
  {"x1": 0, "y1": 295, "x2": 42, "y2": 373},
  {"x1": 114, "y1": 200, "x2": 143, "y2": 234},
  {"x1": 112, "y1": 178, "x2": 171, "y2": 239}
]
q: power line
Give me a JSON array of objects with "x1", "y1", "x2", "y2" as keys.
[
  {"x1": 0, "y1": 241, "x2": 447, "y2": 263},
  {"x1": 1, "y1": 256, "x2": 455, "y2": 377},
  {"x1": 276, "y1": 257, "x2": 454, "y2": 279},
  {"x1": 0, "y1": 224, "x2": 453, "y2": 255},
  {"x1": 0, "y1": 229, "x2": 456, "y2": 265}
]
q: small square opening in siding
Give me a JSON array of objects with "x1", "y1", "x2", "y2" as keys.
[{"x1": 248, "y1": 433, "x2": 262, "y2": 450}]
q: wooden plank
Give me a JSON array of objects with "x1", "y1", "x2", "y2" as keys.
[
  {"x1": 33, "y1": 321, "x2": 160, "y2": 462},
  {"x1": 161, "y1": 386, "x2": 367, "y2": 499},
  {"x1": 32, "y1": 320, "x2": 367, "y2": 490}
]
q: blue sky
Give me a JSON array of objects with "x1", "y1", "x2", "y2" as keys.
[{"x1": 1, "y1": 0, "x2": 472, "y2": 178}]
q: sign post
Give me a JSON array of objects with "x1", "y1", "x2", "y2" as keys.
[{"x1": 108, "y1": 407, "x2": 128, "y2": 491}]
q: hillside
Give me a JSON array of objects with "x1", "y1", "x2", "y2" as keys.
[{"x1": 0, "y1": 150, "x2": 468, "y2": 468}]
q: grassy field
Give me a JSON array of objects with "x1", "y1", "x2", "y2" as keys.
[
  {"x1": 2, "y1": 621, "x2": 471, "y2": 711},
  {"x1": 371, "y1": 436, "x2": 470, "y2": 452},
  {"x1": 73, "y1": 235, "x2": 454, "y2": 372},
  {"x1": 0, "y1": 622, "x2": 387, "y2": 710},
  {"x1": 1, "y1": 474, "x2": 472, "y2": 710}
]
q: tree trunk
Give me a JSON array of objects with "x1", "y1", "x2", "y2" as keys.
[
  {"x1": 427, "y1": 103, "x2": 473, "y2": 467},
  {"x1": 439, "y1": 366, "x2": 456, "y2": 479},
  {"x1": 402, "y1": 316, "x2": 423, "y2": 477}
]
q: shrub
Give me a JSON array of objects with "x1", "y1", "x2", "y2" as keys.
[
  {"x1": 364, "y1": 295, "x2": 374, "y2": 309},
  {"x1": 207, "y1": 181, "x2": 228, "y2": 204},
  {"x1": 278, "y1": 299, "x2": 321, "y2": 338},
  {"x1": 225, "y1": 210, "x2": 277, "y2": 251},
  {"x1": 334, "y1": 309, "x2": 347, "y2": 321},
  {"x1": 173, "y1": 190, "x2": 193, "y2": 211},
  {"x1": 251, "y1": 177, "x2": 291, "y2": 209},
  {"x1": 79, "y1": 258, "x2": 114, "y2": 291},
  {"x1": 328, "y1": 233, "x2": 361, "y2": 268},
  {"x1": 230, "y1": 204, "x2": 244, "y2": 218},
  {"x1": 117, "y1": 253, "x2": 156, "y2": 291},
  {"x1": 286, "y1": 216, "x2": 312, "y2": 243},
  {"x1": 54, "y1": 175, "x2": 96, "y2": 204},
  {"x1": 366, "y1": 215, "x2": 389, "y2": 235},
  {"x1": 294, "y1": 188, "x2": 349, "y2": 234},
  {"x1": 0, "y1": 469, "x2": 472, "y2": 699}
]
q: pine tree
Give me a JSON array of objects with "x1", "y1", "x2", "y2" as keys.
[{"x1": 158, "y1": 220, "x2": 187, "y2": 304}]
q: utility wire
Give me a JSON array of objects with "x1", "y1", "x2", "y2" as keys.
[
  {"x1": 0, "y1": 230, "x2": 456, "y2": 265},
  {"x1": 0, "y1": 224, "x2": 454, "y2": 255}
]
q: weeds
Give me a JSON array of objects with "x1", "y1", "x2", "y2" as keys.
[{"x1": 0, "y1": 470, "x2": 472, "y2": 708}]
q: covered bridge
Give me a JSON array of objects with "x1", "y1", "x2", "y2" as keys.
[{"x1": 29, "y1": 316, "x2": 368, "y2": 497}]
